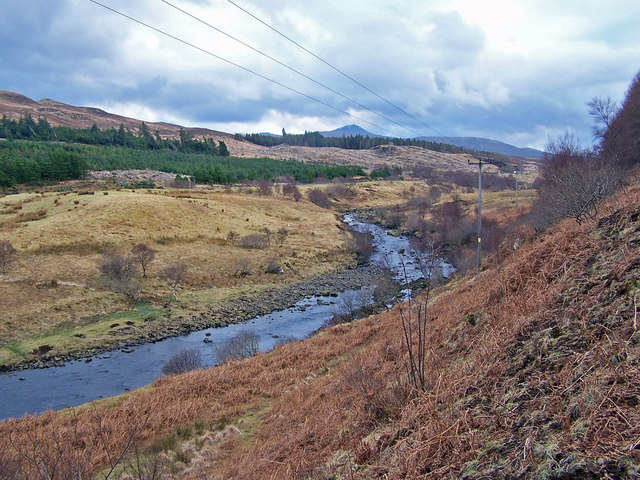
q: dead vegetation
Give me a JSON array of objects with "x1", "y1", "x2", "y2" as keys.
[{"x1": 2, "y1": 181, "x2": 639, "y2": 479}]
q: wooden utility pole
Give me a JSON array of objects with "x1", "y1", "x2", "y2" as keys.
[{"x1": 468, "y1": 156, "x2": 494, "y2": 268}]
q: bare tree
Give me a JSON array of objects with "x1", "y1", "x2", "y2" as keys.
[
  {"x1": 276, "y1": 227, "x2": 289, "y2": 247},
  {"x1": 215, "y1": 330, "x2": 259, "y2": 363},
  {"x1": 161, "y1": 349, "x2": 202, "y2": 376},
  {"x1": 587, "y1": 96, "x2": 618, "y2": 142},
  {"x1": 162, "y1": 263, "x2": 188, "y2": 301},
  {"x1": 332, "y1": 289, "x2": 371, "y2": 322},
  {"x1": 534, "y1": 133, "x2": 621, "y2": 226},
  {"x1": 347, "y1": 230, "x2": 374, "y2": 265},
  {"x1": 398, "y1": 242, "x2": 442, "y2": 391},
  {"x1": 131, "y1": 243, "x2": 155, "y2": 278},
  {"x1": 282, "y1": 181, "x2": 301, "y2": 201},
  {"x1": 0, "y1": 240, "x2": 16, "y2": 274},
  {"x1": 258, "y1": 179, "x2": 273, "y2": 196}
]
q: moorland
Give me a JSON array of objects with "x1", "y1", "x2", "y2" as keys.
[{"x1": 1, "y1": 71, "x2": 639, "y2": 479}]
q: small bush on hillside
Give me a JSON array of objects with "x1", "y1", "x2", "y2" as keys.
[
  {"x1": 308, "y1": 188, "x2": 332, "y2": 209},
  {"x1": 348, "y1": 231, "x2": 374, "y2": 264},
  {"x1": 234, "y1": 259, "x2": 253, "y2": 277},
  {"x1": 162, "y1": 349, "x2": 203, "y2": 376},
  {"x1": 99, "y1": 253, "x2": 141, "y2": 299},
  {"x1": 265, "y1": 258, "x2": 283, "y2": 274},
  {"x1": 215, "y1": 330, "x2": 260, "y2": 363},
  {"x1": 240, "y1": 234, "x2": 268, "y2": 249},
  {"x1": 0, "y1": 240, "x2": 17, "y2": 274}
]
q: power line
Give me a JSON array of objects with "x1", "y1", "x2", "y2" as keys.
[
  {"x1": 86, "y1": 0, "x2": 396, "y2": 135},
  {"x1": 226, "y1": 0, "x2": 450, "y2": 139},
  {"x1": 160, "y1": 0, "x2": 424, "y2": 138}
]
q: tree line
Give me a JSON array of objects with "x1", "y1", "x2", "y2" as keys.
[
  {"x1": 235, "y1": 131, "x2": 468, "y2": 153},
  {"x1": 0, "y1": 115, "x2": 229, "y2": 156},
  {"x1": 532, "y1": 70, "x2": 640, "y2": 226},
  {"x1": 0, "y1": 139, "x2": 366, "y2": 188}
]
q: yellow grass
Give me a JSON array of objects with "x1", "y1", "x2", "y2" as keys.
[{"x1": 0, "y1": 187, "x2": 351, "y2": 365}]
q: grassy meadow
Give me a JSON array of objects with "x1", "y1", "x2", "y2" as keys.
[
  {"x1": 0, "y1": 185, "x2": 352, "y2": 366},
  {"x1": 0, "y1": 178, "x2": 527, "y2": 367}
]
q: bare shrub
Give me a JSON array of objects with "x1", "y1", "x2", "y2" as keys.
[
  {"x1": 258, "y1": 179, "x2": 272, "y2": 196},
  {"x1": 215, "y1": 330, "x2": 259, "y2": 363},
  {"x1": 308, "y1": 188, "x2": 332, "y2": 209},
  {"x1": 0, "y1": 240, "x2": 17, "y2": 274},
  {"x1": 347, "y1": 230, "x2": 374, "y2": 265},
  {"x1": 99, "y1": 254, "x2": 137, "y2": 282},
  {"x1": 373, "y1": 271, "x2": 400, "y2": 305},
  {"x1": 99, "y1": 254, "x2": 140, "y2": 299},
  {"x1": 276, "y1": 227, "x2": 289, "y2": 247},
  {"x1": 383, "y1": 208, "x2": 406, "y2": 228},
  {"x1": 131, "y1": 243, "x2": 155, "y2": 277},
  {"x1": 234, "y1": 259, "x2": 252, "y2": 277},
  {"x1": 226, "y1": 230, "x2": 239, "y2": 245},
  {"x1": 533, "y1": 133, "x2": 622, "y2": 226},
  {"x1": 240, "y1": 234, "x2": 268, "y2": 249},
  {"x1": 405, "y1": 214, "x2": 428, "y2": 234},
  {"x1": 332, "y1": 289, "x2": 371, "y2": 322},
  {"x1": 161, "y1": 349, "x2": 202, "y2": 376},
  {"x1": 162, "y1": 263, "x2": 189, "y2": 301}
]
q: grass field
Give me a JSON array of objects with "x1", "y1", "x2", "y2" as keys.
[
  {"x1": 0, "y1": 185, "x2": 354, "y2": 366},
  {"x1": 0, "y1": 179, "x2": 531, "y2": 366}
]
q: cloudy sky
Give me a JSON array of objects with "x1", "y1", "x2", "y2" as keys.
[{"x1": 1, "y1": 0, "x2": 639, "y2": 149}]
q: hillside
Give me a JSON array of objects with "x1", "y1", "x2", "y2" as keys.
[
  {"x1": 0, "y1": 90, "x2": 520, "y2": 173},
  {"x1": 1, "y1": 180, "x2": 638, "y2": 478}
]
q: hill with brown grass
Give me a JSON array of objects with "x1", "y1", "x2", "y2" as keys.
[
  {"x1": 0, "y1": 90, "x2": 527, "y2": 174},
  {"x1": 2, "y1": 179, "x2": 638, "y2": 478}
]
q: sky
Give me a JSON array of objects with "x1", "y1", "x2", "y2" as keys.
[{"x1": 1, "y1": 0, "x2": 639, "y2": 150}]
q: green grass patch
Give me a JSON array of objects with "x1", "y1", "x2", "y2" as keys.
[{"x1": 0, "y1": 303, "x2": 162, "y2": 366}]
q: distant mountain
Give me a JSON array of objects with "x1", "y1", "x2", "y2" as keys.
[
  {"x1": 320, "y1": 125, "x2": 543, "y2": 159},
  {"x1": 419, "y1": 136, "x2": 543, "y2": 159},
  {"x1": 319, "y1": 124, "x2": 387, "y2": 138}
]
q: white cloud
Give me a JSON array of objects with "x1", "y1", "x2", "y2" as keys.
[{"x1": 1, "y1": 0, "x2": 639, "y2": 149}]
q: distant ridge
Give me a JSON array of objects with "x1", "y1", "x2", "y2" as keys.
[
  {"x1": 320, "y1": 124, "x2": 543, "y2": 159},
  {"x1": 0, "y1": 90, "x2": 229, "y2": 140},
  {"x1": 418, "y1": 136, "x2": 544, "y2": 159}
]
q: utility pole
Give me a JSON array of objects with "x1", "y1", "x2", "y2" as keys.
[
  {"x1": 514, "y1": 170, "x2": 519, "y2": 209},
  {"x1": 468, "y1": 156, "x2": 494, "y2": 268}
]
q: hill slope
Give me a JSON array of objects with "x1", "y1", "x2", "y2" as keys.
[
  {"x1": 0, "y1": 91, "x2": 525, "y2": 172},
  {"x1": 2, "y1": 183, "x2": 638, "y2": 478}
]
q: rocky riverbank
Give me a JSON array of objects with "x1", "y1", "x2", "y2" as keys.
[{"x1": 2, "y1": 263, "x2": 386, "y2": 372}]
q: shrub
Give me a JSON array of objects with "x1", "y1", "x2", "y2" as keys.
[
  {"x1": 348, "y1": 230, "x2": 374, "y2": 264},
  {"x1": 265, "y1": 258, "x2": 283, "y2": 274},
  {"x1": 308, "y1": 188, "x2": 332, "y2": 209},
  {"x1": 0, "y1": 240, "x2": 17, "y2": 274},
  {"x1": 99, "y1": 254, "x2": 137, "y2": 282},
  {"x1": 240, "y1": 234, "x2": 268, "y2": 249},
  {"x1": 234, "y1": 259, "x2": 252, "y2": 277},
  {"x1": 215, "y1": 330, "x2": 260, "y2": 363},
  {"x1": 162, "y1": 263, "x2": 189, "y2": 301},
  {"x1": 161, "y1": 349, "x2": 202, "y2": 376}
]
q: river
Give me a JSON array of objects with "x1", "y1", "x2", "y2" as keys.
[{"x1": 0, "y1": 214, "x2": 451, "y2": 421}]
